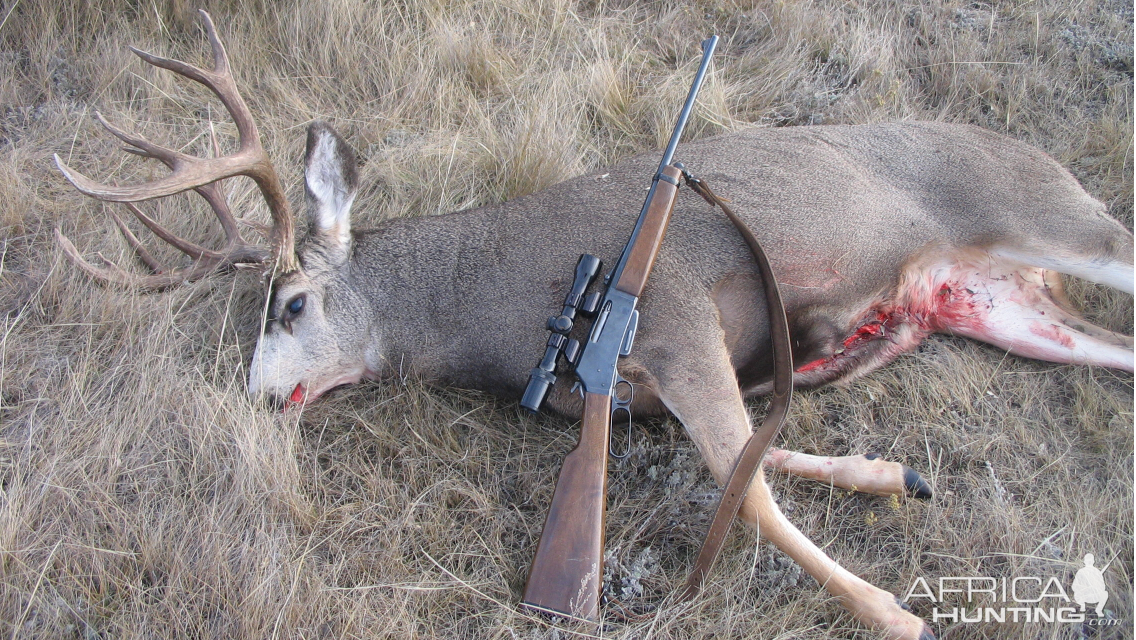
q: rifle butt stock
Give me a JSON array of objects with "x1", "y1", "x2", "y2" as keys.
[{"x1": 521, "y1": 392, "x2": 611, "y2": 621}]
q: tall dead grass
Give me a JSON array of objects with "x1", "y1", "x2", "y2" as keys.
[{"x1": 0, "y1": 1, "x2": 1131, "y2": 638}]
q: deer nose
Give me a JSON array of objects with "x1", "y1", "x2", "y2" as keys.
[
  {"x1": 246, "y1": 373, "x2": 287, "y2": 410},
  {"x1": 247, "y1": 364, "x2": 260, "y2": 393},
  {"x1": 246, "y1": 379, "x2": 286, "y2": 410}
]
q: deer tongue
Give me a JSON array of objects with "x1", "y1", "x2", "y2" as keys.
[{"x1": 289, "y1": 384, "x2": 305, "y2": 404}]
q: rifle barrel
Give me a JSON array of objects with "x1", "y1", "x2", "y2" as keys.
[
  {"x1": 657, "y1": 35, "x2": 719, "y2": 174},
  {"x1": 608, "y1": 35, "x2": 718, "y2": 291}
]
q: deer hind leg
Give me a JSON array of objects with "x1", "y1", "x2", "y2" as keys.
[
  {"x1": 903, "y1": 249, "x2": 1133, "y2": 371},
  {"x1": 764, "y1": 448, "x2": 932, "y2": 499},
  {"x1": 623, "y1": 371, "x2": 929, "y2": 497},
  {"x1": 645, "y1": 338, "x2": 932, "y2": 640}
]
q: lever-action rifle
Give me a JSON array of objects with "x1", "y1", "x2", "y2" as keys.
[{"x1": 519, "y1": 36, "x2": 719, "y2": 622}]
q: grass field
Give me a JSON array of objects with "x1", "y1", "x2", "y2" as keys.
[{"x1": 0, "y1": 1, "x2": 1132, "y2": 638}]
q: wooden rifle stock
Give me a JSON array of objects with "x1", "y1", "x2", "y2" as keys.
[{"x1": 522, "y1": 392, "x2": 611, "y2": 620}]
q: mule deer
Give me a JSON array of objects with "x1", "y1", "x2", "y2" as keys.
[{"x1": 56, "y1": 11, "x2": 1133, "y2": 640}]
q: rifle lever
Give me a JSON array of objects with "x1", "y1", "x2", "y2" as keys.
[{"x1": 609, "y1": 376, "x2": 634, "y2": 459}]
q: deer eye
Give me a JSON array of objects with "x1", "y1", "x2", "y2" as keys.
[{"x1": 286, "y1": 296, "x2": 305, "y2": 316}]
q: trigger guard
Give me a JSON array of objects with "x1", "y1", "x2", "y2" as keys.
[
  {"x1": 609, "y1": 375, "x2": 635, "y2": 459},
  {"x1": 612, "y1": 375, "x2": 634, "y2": 409}
]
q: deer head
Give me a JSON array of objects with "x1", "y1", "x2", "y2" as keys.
[
  {"x1": 55, "y1": 10, "x2": 374, "y2": 406},
  {"x1": 247, "y1": 122, "x2": 381, "y2": 405}
]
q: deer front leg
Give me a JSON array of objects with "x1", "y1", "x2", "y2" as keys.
[{"x1": 645, "y1": 340, "x2": 933, "y2": 640}]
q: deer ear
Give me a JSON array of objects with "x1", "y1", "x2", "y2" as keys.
[{"x1": 304, "y1": 121, "x2": 358, "y2": 256}]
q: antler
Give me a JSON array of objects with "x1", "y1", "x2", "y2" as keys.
[{"x1": 55, "y1": 9, "x2": 297, "y2": 289}]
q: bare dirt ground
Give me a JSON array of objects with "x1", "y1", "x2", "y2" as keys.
[{"x1": 0, "y1": 1, "x2": 1131, "y2": 638}]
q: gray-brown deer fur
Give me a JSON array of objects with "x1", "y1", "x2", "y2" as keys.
[
  {"x1": 239, "y1": 120, "x2": 1132, "y2": 640},
  {"x1": 252, "y1": 121, "x2": 1133, "y2": 404}
]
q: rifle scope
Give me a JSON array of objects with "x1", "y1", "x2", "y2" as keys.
[{"x1": 520, "y1": 253, "x2": 603, "y2": 412}]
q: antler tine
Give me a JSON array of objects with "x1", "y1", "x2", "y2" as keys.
[
  {"x1": 197, "y1": 182, "x2": 244, "y2": 245},
  {"x1": 93, "y1": 111, "x2": 191, "y2": 170},
  {"x1": 127, "y1": 11, "x2": 254, "y2": 149},
  {"x1": 123, "y1": 198, "x2": 268, "y2": 265},
  {"x1": 94, "y1": 112, "x2": 247, "y2": 248},
  {"x1": 56, "y1": 227, "x2": 227, "y2": 291},
  {"x1": 120, "y1": 201, "x2": 216, "y2": 261},
  {"x1": 107, "y1": 207, "x2": 164, "y2": 273},
  {"x1": 55, "y1": 8, "x2": 298, "y2": 283},
  {"x1": 57, "y1": 192, "x2": 271, "y2": 290},
  {"x1": 130, "y1": 9, "x2": 296, "y2": 270}
]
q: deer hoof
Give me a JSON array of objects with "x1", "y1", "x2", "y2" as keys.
[{"x1": 903, "y1": 466, "x2": 933, "y2": 499}]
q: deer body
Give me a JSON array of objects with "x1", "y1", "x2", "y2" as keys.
[
  {"x1": 250, "y1": 121, "x2": 1133, "y2": 407},
  {"x1": 58, "y1": 15, "x2": 1133, "y2": 639}
]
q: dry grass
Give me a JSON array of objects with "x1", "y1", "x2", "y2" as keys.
[{"x1": 0, "y1": 0, "x2": 1132, "y2": 638}]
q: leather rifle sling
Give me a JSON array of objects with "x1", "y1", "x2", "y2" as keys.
[
  {"x1": 600, "y1": 170, "x2": 794, "y2": 622},
  {"x1": 677, "y1": 169, "x2": 794, "y2": 601}
]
